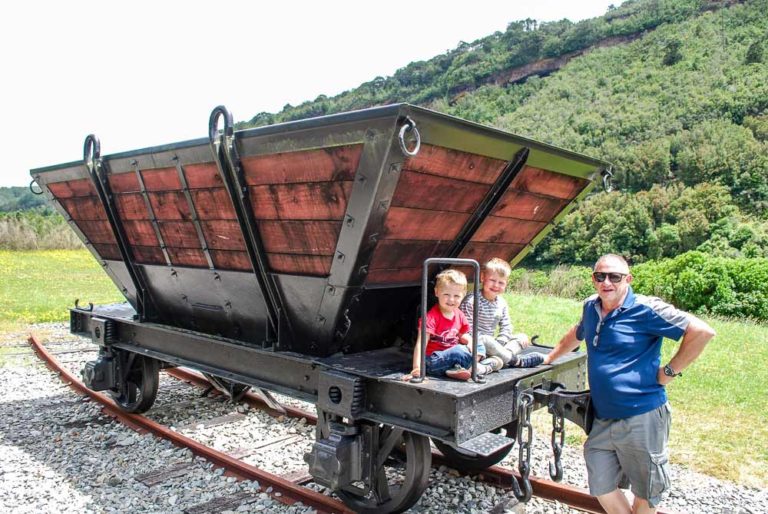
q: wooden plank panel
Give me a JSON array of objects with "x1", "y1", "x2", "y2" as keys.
[
  {"x1": 391, "y1": 171, "x2": 489, "y2": 212},
  {"x1": 109, "y1": 173, "x2": 140, "y2": 193},
  {"x1": 159, "y1": 221, "x2": 203, "y2": 248},
  {"x1": 366, "y1": 267, "x2": 421, "y2": 284},
  {"x1": 210, "y1": 250, "x2": 252, "y2": 271},
  {"x1": 249, "y1": 181, "x2": 353, "y2": 220},
  {"x1": 133, "y1": 246, "x2": 166, "y2": 265},
  {"x1": 92, "y1": 243, "x2": 122, "y2": 261},
  {"x1": 241, "y1": 145, "x2": 363, "y2": 185},
  {"x1": 149, "y1": 191, "x2": 192, "y2": 221},
  {"x1": 402, "y1": 144, "x2": 506, "y2": 185},
  {"x1": 472, "y1": 216, "x2": 546, "y2": 245},
  {"x1": 259, "y1": 221, "x2": 340, "y2": 255},
  {"x1": 511, "y1": 166, "x2": 589, "y2": 199},
  {"x1": 184, "y1": 163, "x2": 224, "y2": 189},
  {"x1": 60, "y1": 196, "x2": 106, "y2": 221},
  {"x1": 48, "y1": 179, "x2": 96, "y2": 198},
  {"x1": 123, "y1": 221, "x2": 159, "y2": 246},
  {"x1": 267, "y1": 254, "x2": 332, "y2": 276},
  {"x1": 369, "y1": 240, "x2": 451, "y2": 270},
  {"x1": 77, "y1": 220, "x2": 116, "y2": 244},
  {"x1": 142, "y1": 167, "x2": 181, "y2": 191},
  {"x1": 115, "y1": 193, "x2": 150, "y2": 221},
  {"x1": 459, "y1": 242, "x2": 526, "y2": 269},
  {"x1": 191, "y1": 189, "x2": 237, "y2": 220},
  {"x1": 200, "y1": 220, "x2": 247, "y2": 251},
  {"x1": 167, "y1": 247, "x2": 208, "y2": 268},
  {"x1": 490, "y1": 191, "x2": 569, "y2": 222},
  {"x1": 382, "y1": 207, "x2": 468, "y2": 242}
]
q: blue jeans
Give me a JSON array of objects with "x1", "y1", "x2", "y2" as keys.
[{"x1": 426, "y1": 344, "x2": 473, "y2": 376}]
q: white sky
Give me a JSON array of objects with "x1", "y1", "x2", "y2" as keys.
[{"x1": 2, "y1": 0, "x2": 616, "y2": 187}]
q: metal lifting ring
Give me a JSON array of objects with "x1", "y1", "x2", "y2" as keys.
[
  {"x1": 601, "y1": 167, "x2": 614, "y2": 192},
  {"x1": 29, "y1": 178, "x2": 43, "y2": 195},
  {"x1": 398, "y1": 116, "x2": 421, "y2": 157},
  {"x1": 83, "y1": 134, "x2": 101, "y2": 169},
  {"x1": 209, "y1": 105, "x2": 234, "y2": 143}
]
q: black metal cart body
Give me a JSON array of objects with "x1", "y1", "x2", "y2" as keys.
[{"x1": 33, "y1": 104, "x2": 606, "y2": 513}]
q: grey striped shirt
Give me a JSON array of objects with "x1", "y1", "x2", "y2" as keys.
[{"x1": 460, "y1": 292, "x2": 513, "y2": 343}]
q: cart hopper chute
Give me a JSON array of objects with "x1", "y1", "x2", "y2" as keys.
[{"x1": 32, "y1": 104, "x2": 607, "y2": 356}]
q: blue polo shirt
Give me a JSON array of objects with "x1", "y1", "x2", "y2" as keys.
[{"x1": 576, "y1": 287, "x2": 690, "y2": 420}]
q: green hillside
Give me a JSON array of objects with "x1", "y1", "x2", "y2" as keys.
[{"x1": 241, "y1": 0, "x2": 768, "y2": 265}]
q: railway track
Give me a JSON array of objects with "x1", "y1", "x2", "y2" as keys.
[{"x1": 28, "y1": 334, "x2": 678, "y2": 514}]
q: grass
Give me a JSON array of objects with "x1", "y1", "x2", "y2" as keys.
[
  {"x1": 0, "y1": 249, "x2": 122, "y2": 333},
  {"x1": 1, "y1": 250, "x2": 766, "y2": 487},
  {"x1": 508, "y1": 292, "x2": 768, "y2": 488}
]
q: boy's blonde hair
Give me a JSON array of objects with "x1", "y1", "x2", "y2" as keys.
[
  {"x1": 435, "y1": 269, "x2": 468, "y2": 290},
  {"x1": 483, "y1": 257, "x2": 511, "y2": 278}
]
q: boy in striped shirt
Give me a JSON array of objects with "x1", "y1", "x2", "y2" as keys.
[{"x1": 460, "y1": 258, "x2": 544, "y2": 370}]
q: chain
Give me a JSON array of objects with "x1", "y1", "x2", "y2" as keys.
[
  {"x1": 549, "y1": 407, "x2": 565, "y2": 481},
  {"x1": 512, "y1": 391, "x2": 534, "y2": 502}
]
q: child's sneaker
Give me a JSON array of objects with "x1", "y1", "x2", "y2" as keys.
[
  {"x1": 480, "y1": 356, "x2": 504, "y2": 373},
  {"x1": 445, "y1": 365, "x2": 472, "y2": 381},
  {"x1": 512, "y1": 352, "x2": 544, "y2": 368}
]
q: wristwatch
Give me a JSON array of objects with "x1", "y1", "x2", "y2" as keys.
[{"x1": 663, "y1": 363, "x2": 682, "y2": 378}]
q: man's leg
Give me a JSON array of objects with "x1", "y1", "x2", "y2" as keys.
[
  {"x1": 631, "y1": 496, "x2": 656, "y2": 514},
  {"x1": 596, "y1": 490, "x2": 631, "y2": 514}
]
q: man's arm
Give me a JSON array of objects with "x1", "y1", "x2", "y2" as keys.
[
  {"x1": 658, "y1": 315, "x2": 715, "y2": 385},
  {"x1": 542, "y1": 325, "x2": 581, "y2": 365}
]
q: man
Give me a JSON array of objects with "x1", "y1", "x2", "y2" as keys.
[{"x1": 543, "y1": 254, "x2": 715, "y2": 514}]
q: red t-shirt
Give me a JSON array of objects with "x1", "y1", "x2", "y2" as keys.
[{"x1": 420, "y1": 304, "x2": 470, "y2": 356}]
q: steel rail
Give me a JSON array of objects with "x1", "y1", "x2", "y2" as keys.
[
  {"x1": 168, "y1": 369, "x2": 680, "y2": 514},
  {"x1": 27, "y1": 335, "x2": 351, "y2": 514}
]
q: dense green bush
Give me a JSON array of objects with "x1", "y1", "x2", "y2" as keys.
[{"x1": 632, "y1": 251, "x2": 768, "y2": 320}]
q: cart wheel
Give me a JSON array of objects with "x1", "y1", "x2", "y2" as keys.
[
  {"x1": 337, "y1": 425, "x2": 431, "y2": 514},
  {"x1": 109, "y1": 354, "x2": 159, "y2": 413},
  {"x1": 432, "y1": 422, "x2": 517, "y2": 473}
]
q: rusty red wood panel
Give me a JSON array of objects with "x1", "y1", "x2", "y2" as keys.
[
  {"x1": 109, "y1": 172, "x2": 140, "y2": 193},
  {"x1": 511, "y1": 167, "x2": 589, "y2": 199},
  {"x1": 490, "y1": 190, "x2": 569, "y2": 222},
  {"x1": 241, "y1": 145, "x2": 363, "y2": 186},
  {"x1": 402, "y1": 144, "x2": 507, "y2": 185},
  {"x1": 201, "y1": 220, "x2": 247, "y2": 251},
  {"x1": 77, "y1": 220, "x2": 117, "y2": 244},
  {"x1": 249, "y1": 181, "x2": 353, "y2": 220},
  {"x1": 48, "y1": 179, "x2": 96, "y2": 198},
  {"x1": 132, "y1": 246, "x2": 166, "y2": 265},
  {"x1": 167, "y1": 247, "x2": 208, "y2": 268},
  {"x1": 191, "y1": 189, "x2": 237, "y2": 220},
  {"x1": 123, "y1": 221, "x2": 159, "y2": 247},
  {"x1": 149, "y1": 191, "x2": 193, "y2": 221},
  {"x1": 267, "y1": 254, "x2": 332, "y2": 276},
  {"x1": 258, "y1": 221, "x2": 341, "y2": 255},
  {"x1": 382, "y1": 207, "x2": 468, "y2": 242},
  {"x1": 366, "y1": 267, "x2": 422, "y2": 284},
  {"x1": 159, "y1": 221, "x2": 203, "y2": 248},
  {"x1": 91, "y1": 243, "x2": 122, "y2": 261},
  {"x1": 59, "y1": 196, "x2": 106, "y2": 221},
  {"x1": 141, "y1": 167, "x2": 182, "y2": 191},
  {"x1": 183, "y1": 163, "x2": 223, "y2": 189},
  {"x1": 391, "y1": 171, "x2": 490, "y2": 213},
  {"x1": 369, "y1": 240, "x2": 451, "y2": 270},
  {"x1": 210, "y1": 250, "x2": 252, "y2": 271},
  {"x1": 472, "y1": 216, "x2": 547, "y2": 245},
  {"x1": 115, "y1": 193, "x2": 150, "y2": 221},
  {"x1": 459, "y1": 242, "x2": 526, "y2": 269}
]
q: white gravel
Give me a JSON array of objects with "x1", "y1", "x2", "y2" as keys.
[{"x1": 1, "y1": 322, "x2": 765, "y2": 514}]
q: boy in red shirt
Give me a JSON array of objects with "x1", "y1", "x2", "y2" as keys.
[{"x1": 405, "y1": 269, "x2": 498, "y2": 381}]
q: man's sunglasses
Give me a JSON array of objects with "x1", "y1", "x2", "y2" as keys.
[{"x1": 592, "y1": 272, "x2": 628, "y2": 283}]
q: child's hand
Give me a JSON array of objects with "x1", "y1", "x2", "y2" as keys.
[
  {"x1": 402, "y1": 368, "x2": 423, "y2": 382},
  {"x1": 518, "y1": 334, "x2": 531, "y2": 349}
]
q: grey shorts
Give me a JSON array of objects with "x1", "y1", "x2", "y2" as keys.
[{"x1": 584, "y1": 403, "x2": 672, "y2": 507}]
